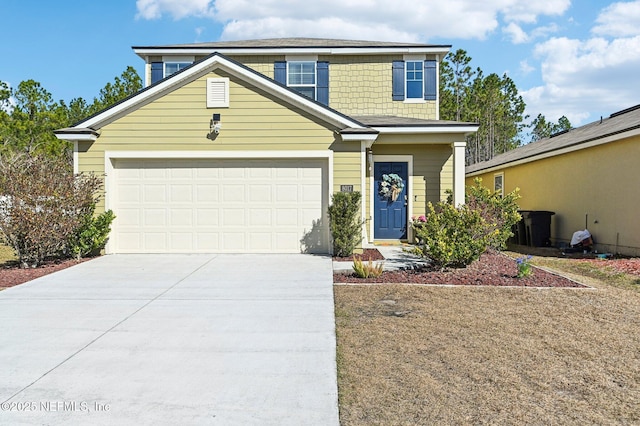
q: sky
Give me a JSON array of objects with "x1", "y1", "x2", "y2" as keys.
[{"x1": 2, "y1": 0, "x2": 640, "y2": 128}]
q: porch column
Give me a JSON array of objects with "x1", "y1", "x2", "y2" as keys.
[{"x1": 452, "y1": 141, "x2": 466, "y2": 206}]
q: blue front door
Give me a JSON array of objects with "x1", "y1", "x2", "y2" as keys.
[{"x1": 374, "y1": 162, "x2": 408, "y2": 239}]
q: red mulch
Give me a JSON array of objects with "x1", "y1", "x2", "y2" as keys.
[
  {"x1": 576, "y1": 257, "x2": 640, "y2": 277},
  {"x1": 334, "y1": 250, "x2": 586, "y2": 288},
  {"x1": 0, "y1": 258, "x2": 89, "y2": 289},
  {"x1": 333, "y1": 248, "x2": 385, "y2": 261}
]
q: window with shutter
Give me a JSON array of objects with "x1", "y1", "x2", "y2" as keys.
[{"x1": 273, "y1": 60, "x2": 329, "y2": 106}]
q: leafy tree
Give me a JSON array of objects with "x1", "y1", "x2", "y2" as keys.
[
  {"x1": 440, "y1": 51, "x2": 527, "y2": 165},
  {"x1": 465, "y1": 71, "x2": 527, "y2": 164},
  {"x1": 87, "y1": 66, "x2": 142, "y2": 116},
  {"x1": 0, "y1": 80, "x2": 69, "y2": 156},
  {"x1": 440, "y1": 49, "x2": 475, "y2": 122},
  {"x1": 0, "y1": 67, "x2": 142, "y2": 157},
  {"x1": 529, "y1": 114, "x2": 572, "y2": 142}
]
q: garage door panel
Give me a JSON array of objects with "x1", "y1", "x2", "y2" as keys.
[{"x1": 112, "y1": 159, "x2": 328, "y2": 253}]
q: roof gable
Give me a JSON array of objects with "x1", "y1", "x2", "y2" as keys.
[{"x1": 65, "y1": 52, "x2": 366, "y2": 133}]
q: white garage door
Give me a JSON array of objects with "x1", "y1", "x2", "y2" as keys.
[{"x1": 111, "y1": 158, "x2": 329, "y2": 253}]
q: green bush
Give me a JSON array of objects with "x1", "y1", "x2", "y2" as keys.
[
  {"x1": 68, "y1": 208, "x2": 115, "y2": 259},
  {"x1": 412, "y1": 179, "x2": 520, "y2": 269},
  {"x1": 466, "y1": 178, "x2": 521, "y2": 250},
  {"x1": 328, "y1": 191, "x2": 365, "y2": 257}
]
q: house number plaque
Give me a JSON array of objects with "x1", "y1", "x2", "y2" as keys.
[{"x1": 340, "y1": 185, "x2": 354, "y2": 192}]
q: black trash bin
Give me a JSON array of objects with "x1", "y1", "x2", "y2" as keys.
[{"x1": 519, "y1": 210, "x2": 555, "y2": 247}]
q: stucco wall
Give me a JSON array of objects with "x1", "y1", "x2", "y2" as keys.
[{"x1": 466, "y1": 135, "x2": 640, "y2": 256}]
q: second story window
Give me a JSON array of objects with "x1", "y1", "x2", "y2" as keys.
[
  {"x1": 405, "y1": 61, "x2": 423, "y2": 99},
  {"x1": 274, "y1": 60, "x2": 329, "y2": 106},
  {"x1": 287, "y1": 61, "x2": 316, "y2": 100},
  {"x1": 164, "y1": 62, "x2": 191, "y2": 78}
]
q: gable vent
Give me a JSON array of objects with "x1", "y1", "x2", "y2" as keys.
[{"x1": 207, "y1": 78, "x2": 229, "y2": 108}]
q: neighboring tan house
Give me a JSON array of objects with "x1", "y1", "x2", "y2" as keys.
[
  {"x1": 55, "y1": 38, "x2": 477, "y2": 254},
  {"x1": 466, "y1": 104, "x2": 640, "y2": 256}
]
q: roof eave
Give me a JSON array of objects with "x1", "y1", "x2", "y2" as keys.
[
  {"x1": 54, "y1": 128, "x2": 100, "y2": 141},
  {"x1": 373, "y1": 125, "x2": 479, "y2": 135},
  {"x1": 132, "y1": 45, "x2": 452, "y2": 59}
]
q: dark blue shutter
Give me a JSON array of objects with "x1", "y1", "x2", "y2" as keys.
[
  {"x1": 151, "y1": 62, "x2": 163, "y2": 84},
  {"x1": 316, "y1": 61, "x2": 329, "y2": 106},
  {"x1": 424, "y1": 60, "x2": 437, "y2": 101},
  {"x1": 392, "y1": 61, "x2": 405, "y2": 101},
  {"x1": 274, "y1": 61, "x2": 286, "y2": 85}
]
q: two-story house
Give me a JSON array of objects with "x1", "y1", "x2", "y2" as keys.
[{"x1": 55, "y1": 38, "x2": 478, "y2": 254}]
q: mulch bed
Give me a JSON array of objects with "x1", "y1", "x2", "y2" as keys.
[
  {"x1": 0, "y1": 258, "x2": 89, "y2": 289},
  {"x1": 333, "y1": 248, "x2": 385, "y2": 261},
  {"x1": 334, "y1": 250, "x2": 586, "y2": 288},
  {"x1": 576, "y1": 257, "x2": 640, "y2": 277}
]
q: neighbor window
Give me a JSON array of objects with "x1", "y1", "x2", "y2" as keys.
[
  {"x1": 494, "y1": 173, "x2": 504, "y2": 198},
  {"x1": 287, "y1": 61, "x2": 316, "y2": 100},
  {"x1": 164, "y1": 62, "x2": 191, "y2": 78},
  {"x1": 405, "y1": 61, "x2": 423, "y2": 99}
]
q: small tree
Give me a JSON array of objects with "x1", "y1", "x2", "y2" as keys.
[
  {"x1": 328, "y1": 192, "x2": 365, "y2": 257},
  {"x1": 0, "y1": 153, "x2": 105, "y2": 267}
]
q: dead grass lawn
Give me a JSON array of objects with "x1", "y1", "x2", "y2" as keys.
[{"x1": 335, "y1": 257, "x2": 640, "y2": 425}]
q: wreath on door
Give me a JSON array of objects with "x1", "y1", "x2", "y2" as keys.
[{"x1": 379, "y1": 173, "x2": 404, "y2": 202}]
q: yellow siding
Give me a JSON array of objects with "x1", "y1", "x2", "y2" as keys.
[
  {"x1": 79, "y1": 69, "x2": 339, "y2": 211},
  {"x1": 333, "y1": 149, "x2": 361, "y2": 193},
  {"x1": 466, "y1": 135, "x2": 640, "y2": 256}
]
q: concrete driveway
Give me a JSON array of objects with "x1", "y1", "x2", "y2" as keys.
[{"x1": 0, "y1": 254, "x2": 338, "y2": 425}]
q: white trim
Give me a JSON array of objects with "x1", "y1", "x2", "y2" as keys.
[
  {"x1": 75, "y1": 54, "x2": 365, "y2": 131},
  {"x1": 54, "y1": 133, "x2": 98, "y2": 142},
  {"x1": 360, "y1": 142, "x2": 368, "y2": 245},
  {"x1": 134, "y1": 46, "x2": 451, "y2": 58},
  {"x1": 403, "y1": 98, "x2": 426, "y2": 104},
  {"x1": 73, "y1": 141, "x2": 78, "y2": 175},
  {"x1": 162, "y1": 55, "x2": 194, "y2": 63},
  {"x1": 340, "y1": 133, "x2": 378, "y2": 142},
  {"x1": 104, "y1": 150, "x2": 333, "y2": 254},
  {"x1": 285, "y1": 54, "x2": 318, "y2": 62},
  {"x1": 368, "y1": 155, "x2": 413, "y2": 242},
  {"x1": 372, "y1": 125, "x2": 479, "y2": 134},
  {"x1": 466, "y1": 126, "x2": 640, "y2": 177},
  {"x1": 403, "y1": 54, "x2": 426, "y2": 61},
  {"x1": 452, "y1": 142, "x2": 466, "y2": 206},
  {"x1": 494, "y1": 172, "x2": 504, "y2": 197}
]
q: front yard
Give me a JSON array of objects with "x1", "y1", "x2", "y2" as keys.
[{"x1": 335, "y1": 255, "x2": 640, "y2": 424}]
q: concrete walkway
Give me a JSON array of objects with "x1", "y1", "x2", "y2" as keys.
[
  {"x1": 0, "y1": 254, "x2": 338, "y2": 425},
  {"x1": 333, "y1": 245, "x2": 429, "y2": 274}
]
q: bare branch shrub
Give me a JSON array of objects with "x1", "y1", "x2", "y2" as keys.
[{"x1": 0, "y1": 153, "x2": 103, "y2": 267}]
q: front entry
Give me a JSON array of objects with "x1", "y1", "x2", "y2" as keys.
[{"x1": 374, "y1": 162, "x2": 408, "y2": 239}]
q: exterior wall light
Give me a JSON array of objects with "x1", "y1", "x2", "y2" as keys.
[{"x1": 210, "y1": 113, "x2": 221, "y2": 134}]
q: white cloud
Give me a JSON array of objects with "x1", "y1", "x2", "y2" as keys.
[
  {"x1": 135, "y1": 0, "x2": 570, "y2": 42},
  {"x1": 500, "y1": 0, "x2": 570, "y2": 23},
  {"x1": 592, "y1": 0, "x2": 640, "y2": 37},
  {"x1": 519, "y1": 60, "x2": 535, "y2": 74},
  {"x1": 503, "y1": 23, "x2": 529, "y2": 43},
  {"x1": 135, "y1": 0, "x2": 214, "y2": 20},
  {"x1": 522, "y1": 34, "x2": 640, "y2": 125}
]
